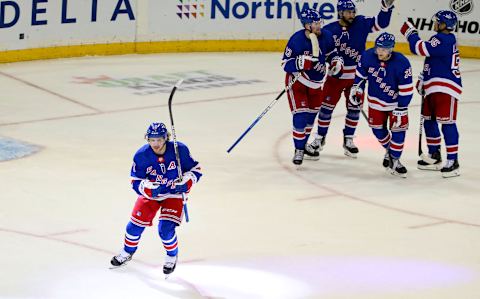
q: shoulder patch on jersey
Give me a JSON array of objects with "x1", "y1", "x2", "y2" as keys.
[
  {"x1": 285, "y1": 47, "x2": 292, "y2": 57},
  {"x1": 430, "y1": 37, "x2": 441, "y2": 47},
  {"x1": 404, "y1": 67, "x2": 413, "y2": 79}
]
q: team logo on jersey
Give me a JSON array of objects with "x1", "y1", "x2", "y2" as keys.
[
  {"x1": 450, "y1": 0, "x2": 473, "y2": 15},
  {"x1": 168, "y1": 161, "x2": 177, "y2": 170}
]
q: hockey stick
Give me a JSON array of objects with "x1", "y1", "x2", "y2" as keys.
[
  {"x1": 418, "y1": 95, "x2": 437, "y2": 164},
  {"x1": 167, "y1": 78, "x2": 189, "y2": 222},
  {"x1": 227, "y1": 33, "x2": 319, "y2": 153},
  {"x1": 226, "y1": 73, "x2": 301, "y2": 153},
  {"x1": 309, "y1": 32, "x2": 320, "y2": 57},
  {"x1": 360, "y1": 108, "x2": 368, "y2": 121}
]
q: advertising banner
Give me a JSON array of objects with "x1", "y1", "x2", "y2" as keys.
[{"x1": 0, "y1": 0, "x2": 479, "y2": 55}]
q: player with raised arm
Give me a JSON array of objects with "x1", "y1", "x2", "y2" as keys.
[
  {"x1": 282, "y1": 8, "x2": 344, "y2": 165},
  {"x1": 110, "y1": 122, "x2": 202, "y2": 276},
  {"x1": 310, "y1": 0, "x2": 394, "y2": 158},
  {"x1": 400, "y1": 10, "x2": 461, "y2": 178},
  {"x1": 350, "y1": 33, "x2": 414, "y2": 177}
]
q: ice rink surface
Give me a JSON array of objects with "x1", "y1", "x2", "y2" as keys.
[{"x1": 1, "y1": 52, "x2": 479, "y2": 299}]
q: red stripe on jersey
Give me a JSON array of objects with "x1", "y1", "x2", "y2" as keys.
[
  {"x1": 369, "y1": 98, "x2": 388, "y2": 108},
  {"x1": 399, "y1": 86, "x2": 414, "y2": 93},
  {"x1": 416, "y1": 41, "x2": 427, "y2": 56},
  {"x1": 424, "y1": 81, "x2": 462, "y2": 94}
]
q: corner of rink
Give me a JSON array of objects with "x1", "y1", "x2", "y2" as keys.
[{"x1": 0, "y1": 136, "x2": 41, "y2": 162}]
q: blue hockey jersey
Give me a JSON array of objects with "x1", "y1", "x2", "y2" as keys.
[
  {"x1": 130, "y1": 141, "x2": 202, "y2": 201},
  {"x1": 323, "y1": 8, "x2": 393, "y2": 79},
  {"x1": 406, "y1": 32, "x2": 462, "y2": 99},
  {"x1": 354, "y1": 48, "x2": 414, "y2": 111},
  {"x1": 282, "y1": 28, "x2": 338, "y2": 89}
]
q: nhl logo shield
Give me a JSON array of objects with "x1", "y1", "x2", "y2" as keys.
[{"x1": 450, "y1": 0, "x2": 473, "y2": 15}]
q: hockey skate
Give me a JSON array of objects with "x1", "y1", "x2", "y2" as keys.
[
  {"x1": 343, "y1": 136, "x2": 359, "y2": 158},
  {"x1": 382, "y1": 151, "x2": 390, "y2": 168},
  {"x1": 441, "y1": 159, "x2": 460, "y2": 178},
  {"x1": 163, "y1": 255, "x2": 178, "y2": 278},
  {"x1": 110, "y1": 250, "x2": 132, "y2": 268},
  {"x1": 304, "y1": 144, "x2": 320, "y2": 160},
  {"x1": 309, "y1": 135, "x2": 326, "y2": 152},
  {"x1": 387, "y1": 156, "x2": 407, "y2": 178},
  {"x1": 417, "y1": 151, "x2": 442, "y2": 171},
  {"x1": 292, "y1": 149, "x2": 304, "y2": 165}
]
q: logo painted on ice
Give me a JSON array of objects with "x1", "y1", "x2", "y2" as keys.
[
  {"x1": 0, "y1": 137, "x2": 41, "y2": 162},
  {"x1": 450, "y1": 0, "x2": 473, "y2": 15},
  {"x1": 177, "y1": 0, "x2": 336, "y2": 20},
  {"x1": 71, "y1": 70, "x2": 263, "y2": 96}
]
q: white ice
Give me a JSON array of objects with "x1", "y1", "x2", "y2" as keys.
[{"x1": 0, "y1": 52, "x2": 479, "y2": 299}]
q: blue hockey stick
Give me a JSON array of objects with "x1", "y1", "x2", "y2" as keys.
[
  {"x1": 167, "y1": 78, "x2": 189, "y2": 222},
  {"x1": 227, "y1": 73, "x2": 301, "y2": 153}
]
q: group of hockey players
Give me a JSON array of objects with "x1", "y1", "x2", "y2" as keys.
[
  {"x1": 282, "y1": 0, "x2": 461, "y2": 179},
  {"x1": 109, "y1": 0, "x2": 463, "y2": 277}
]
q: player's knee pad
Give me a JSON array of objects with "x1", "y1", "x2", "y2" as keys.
[
  {"x1": 346, "y1": 109, "x2": 360, "y2": 118},
  {"x1": 423, "y1": 119, "x2": 440, "y2": 134},
  {"x1": 307, "y1": 111, "x2": 317, "y2": 124},
  {"x1": 347, "y1": 102, "x2": 361, "y2": 111},
  {"x1": 372, "y1": 127, "x2": 388, "y2": 140},
  {"x1": 126, "y1": 221, "x2": 145, "y2": 236},
  {"x1": 391, "y1": 131, "x2": 406, "y2": 144},
  {"x1": 319, "y1": 104, "x2": 334, "y2": 117},
  {"x1": 158, "y1": 220, "x2": 177, "y2": 240},
  {"x1": 293, "y1": 112, "x2": 309, "y2": 129},
  {"x1": 441, "y1": 123, "x2": 459, "y2": 141}
]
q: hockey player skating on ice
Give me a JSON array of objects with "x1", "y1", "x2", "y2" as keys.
[
  {"x1": 310, "y1": 0, "x2": 394, "y2": 158},
  {"x1": 111, "y1": 122, "x2": 202, "y2": 276},
  {"x1": 282, "y1": 8, "x2": 344, "y2": 165},
  {"x1": 350, "y1": 33, "x2": 414, "y2": 177},
  {"x1": 400, "y1": 10, "x2": 461, "y2": 177}
]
